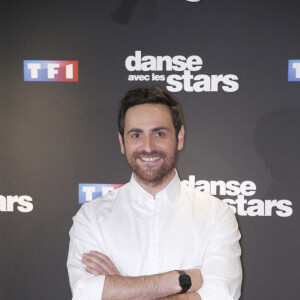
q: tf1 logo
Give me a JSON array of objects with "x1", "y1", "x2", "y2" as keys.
[
  {"x1": 288, "y1": 60, "x2": 300, "y2": 81},
  {"x1": 79, "y1": 184, "x2": 124, "y2": 204},
  {"x1": 24, "y1": 60, "x2": 78, "y2": 81}
]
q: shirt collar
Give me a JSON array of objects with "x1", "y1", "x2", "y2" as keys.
[{"x1": 129, "y1": 170, "x2": 181, "y2": 202}]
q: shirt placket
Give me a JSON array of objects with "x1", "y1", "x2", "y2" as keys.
[{"x1": 148, "y1": 194, "x2": 165, "y2": 274}]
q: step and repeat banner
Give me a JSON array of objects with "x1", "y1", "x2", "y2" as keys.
[{"x1": 1, "y1": 1, "x2": 299, "y2": 299}]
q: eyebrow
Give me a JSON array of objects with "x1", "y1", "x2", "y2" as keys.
[
  {"x1": 151, "y1": 126, "x2": 170, "y2": 132},
  {"x1": 127, "y1": 128, "x2": 143, "y2": 135},
  {"x1": 126, "y1": 127, "x2": 170, "y2": 135}
]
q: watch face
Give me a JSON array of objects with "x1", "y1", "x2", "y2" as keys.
[{"x1": 180, "y1": 274, "x2": 191, "y2": 287}]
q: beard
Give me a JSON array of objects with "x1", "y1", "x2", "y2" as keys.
[{"x1": 124, "y1": 148, "x2": 178, "y2": 187}]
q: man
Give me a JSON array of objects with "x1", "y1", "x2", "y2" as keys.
[{"x1": 67, "y1": 87, "x2": 242, "y2": 300}]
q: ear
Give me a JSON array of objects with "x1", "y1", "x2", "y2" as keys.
[
  {"x1": 118, "y1": 132, "x2": 125, "y2": 154},
  {"x1": 177, "y1": 126, "x2": 185, "y2": 151}
]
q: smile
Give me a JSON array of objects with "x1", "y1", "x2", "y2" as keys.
[{"x1": 140, "y1": 157, "x2": 160, "y2": 162}]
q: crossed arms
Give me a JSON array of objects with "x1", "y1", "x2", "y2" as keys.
[
  {"x1": 67, "y1": 200, "x2": 242, "y2": 300},
  {"x1": 82, "y1": 250, "x2": 202, "y2": 300}
]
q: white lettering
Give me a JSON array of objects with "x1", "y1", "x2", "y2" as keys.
[
  {"x1": 222, "y1": 74, "x2": 239, "y2": 92},
  {"x1": 195, "y1": 180, "x2": 210, "y2": 194},
  {"x1": 240, "y1": 181, "x2": 256, "y2": 196},
  {"x1": 152, "y1": 73, "x2": 165, "y2": 81},
  {"x1": 177, "y1": 176, "x2": 293, "y2": 217},
  {"x1": 276, "y1": 200, "x2": 293, "y2": 217},
  {"x1": 226, "y1": 180, "x2": 241, "y2": 196},
  {"x1": 17, "y1": 196, "x2": 33, "y2": 213},
  {"x1": 82, "y1": 186, "x2": 95, "y2": 202},
  {"x1": 172, "y1": 56, "x2": 188, "y2": 72},
  {"x1": 125, "y1": 51, "x2": 239, "y2": 93},
  {"x1": 48, "y1": 63, "x2": 59, "y2": 79},
  {"x1": 128, "y1": 74, "x2": 150, "y2": 81},
  {"x1": 0, "y1": 195, "x2": 7, "y2": 211},
  {"x1": 183, "y1": 70, "x2": 194, "y2": 92},
  {"x1": 236, "y1": 195, "x2": 248, "y2": 216},
  {"x1": 210, "y1": 180, "x2": 227, "y2": 196},
  {"x1": 247, "y1": 199, "x2": 265, "y2": 216},
  {"x1": 210, "y1": 75, "x2": 224, "y2": 92},
  {"x1": 0, "y1": 195, "x2": 33, "y2": 213},
  {"x1": 193, "y1": 74, "x2": 211, "y2": 92},
  {"x1": 166, "y1": 74, "x2": 183, "y2": 92},
  {"x1": 28, "y1": 63, "x2": 41, "y2": 78},
  {"x1": 186, "y1": 55, "x2": 203, "y2": 71},
  {"x1": 125, "y1": 51, "x2": 204, "y2": 72},
  {"x1": 66, "y1": 64, "x2": 73, "y2": 79},
  {"x1": 264, "y1": 200, "x2": 278, "y2": 216},
  {"x1": 125, "y1": 50, "x2": 142, "y2": 71},
  {"x1": 6, "y1": 195, "x2": 19, "y2": 212},
  {"x1": 142, "y1": 56, "x2": 157, "y2": 71},
  {"x1": 292, "y1": 62, "x2": 300, "y2": 78},
  {"x1": 156, "y1": 56, "x2": 173, "y2": 71}
]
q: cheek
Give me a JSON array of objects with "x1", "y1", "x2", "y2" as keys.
[
  {"x1": 162, "y1": 140, "x2": 177, "y2": 152},
  {"x1": 124, "y1": 143, "x2": 138, "y2": 156}
]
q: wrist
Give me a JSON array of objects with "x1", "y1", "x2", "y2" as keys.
[
  {"x1": 184, "y1": 269, "x2": 202, "y2": 292},
  {"x1": 176, "y1": 270, "x2": 192, "y2": 294},
  {"x1": 169, "y1": 271, "x2": 182, "y2": 294}
]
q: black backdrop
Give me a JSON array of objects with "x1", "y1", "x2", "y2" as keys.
[{"x1": 1, "y1": 1, "x2": 300, "y2": 299}]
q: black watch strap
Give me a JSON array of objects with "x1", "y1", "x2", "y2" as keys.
[{"x1": 176, "y1": 270, "x2": 192, "y2": 294}]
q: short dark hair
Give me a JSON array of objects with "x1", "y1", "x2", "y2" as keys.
[{"x1": 118, "y1": 87, "x2": 184, "y2": 141}]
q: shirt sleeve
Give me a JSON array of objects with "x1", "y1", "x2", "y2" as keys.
[
  {"x1": 67, "y1": 204, "x2": 106, "y2": 300},
  {"x1": 197, "y1": 202, "x2": 243, "y2": 300}
]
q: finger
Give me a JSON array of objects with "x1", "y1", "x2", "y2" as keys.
[
  {"x1": 86, "y1": 266, "x2": 102, "y2": 276},
  {"x1": 82, "y1": 255, "x2": 120, "y2": 275},
  {"x1": 88, "y1": 251, "x2": 111, "y2": 264},
  {"x1": 82, "y1": 253, "x2": 109, "y2": 271},
  {"x1": 88, "y1": 251, "x2": 119, "y2": 273},
  {"x1": 89, "y1": 251, "x2": 117, "y2": 270},
  {"x1": 82, "y1": 256, "x2": 108, "y2": 274}
]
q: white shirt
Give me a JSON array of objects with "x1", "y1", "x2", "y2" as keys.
[{"x1": 67, "y1": 172, "x2": 242, "y2": 300}]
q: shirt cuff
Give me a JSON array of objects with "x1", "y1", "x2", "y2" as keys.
[
  {"x1": 198, "y1": 283, "x2": 234, "y2": 300},
  {"x1": 72, "y1": 275, "x2": 106, "y2": 300}
]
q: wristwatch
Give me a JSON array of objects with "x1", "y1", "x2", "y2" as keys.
[{"x1": 176, "y1": 270, "x2": 192, "y2": 294}]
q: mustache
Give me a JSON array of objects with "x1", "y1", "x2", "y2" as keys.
[{"x1": 133, "y1": 151, "x2": 166, "y2": 160}]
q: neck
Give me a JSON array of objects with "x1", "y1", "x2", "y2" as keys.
[{"x1": 133, "y1": 169, "x2": 176, "y2": 198}]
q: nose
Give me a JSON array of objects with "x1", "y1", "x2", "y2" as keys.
[{"x1": 143, "y1": 135, "x2": 155, "y2": 153}]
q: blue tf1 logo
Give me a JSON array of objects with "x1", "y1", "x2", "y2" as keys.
[
  {"x1": 24, "y1": 60, "x2": 78, "y2": 81},
  {"x1": 78, "y1": 184, "x2": 123, "y2": 204},
  {"x1": 288, "y1": 60, "x2": 300, "y2": 81}
]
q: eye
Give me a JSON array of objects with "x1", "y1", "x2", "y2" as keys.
[
  {"x1": 156, "y1": 131, "x2": 165, "y2": 137},
  {"x1": 132, "y1": 133, "x2": 141, "y2": 139}
]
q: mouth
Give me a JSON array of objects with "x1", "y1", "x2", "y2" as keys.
[{"x1": 139, "y1": 157, "x2": 161, "y2": 162}]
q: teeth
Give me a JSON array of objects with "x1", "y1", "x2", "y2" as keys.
[{"x1": 140, "y1": 157, "x2": 160, "y2": 162}]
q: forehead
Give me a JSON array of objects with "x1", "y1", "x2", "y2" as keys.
[{"x1": 124, "y1": 104, "x2": 173, "y2": 130}]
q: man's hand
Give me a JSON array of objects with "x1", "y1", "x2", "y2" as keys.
[
  {"x1": 82, "y1": 251, "x2": 203, "y2": 300},
  {"x1": 82, "y1": 251, "x2": 120, "y2": 276}
]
